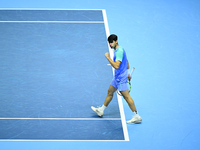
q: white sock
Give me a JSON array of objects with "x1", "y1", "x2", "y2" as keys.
[
  {"x1": 133, "y1": 111, "x2": 139, "y2": 117},
  {"x1": 100, "y1": 105, "x2": 106, "y2": 112}
]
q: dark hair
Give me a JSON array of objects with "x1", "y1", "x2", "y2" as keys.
[{"x1": 107, "y1": 34, "x2": 118, "y2": 43}]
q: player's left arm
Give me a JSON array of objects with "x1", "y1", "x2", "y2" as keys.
[
  {"x1": 127, "y1": 59, "x2": 130, "y2": 69},
  {"x1": 127, "y1": 59, "x2": 132, "y2": 81}
]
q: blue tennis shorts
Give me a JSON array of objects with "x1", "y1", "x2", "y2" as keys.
[{"x1": 110, "y1": 77, "x2": 128, "y2": 92}]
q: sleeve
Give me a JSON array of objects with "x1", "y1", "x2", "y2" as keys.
[{"x1": 115, "y1": 47, "x2": 123, "y2": 62}]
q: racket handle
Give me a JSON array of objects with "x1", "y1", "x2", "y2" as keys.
[{"x1": 130, "y1": 67, "x2": 135, "y2": 77}]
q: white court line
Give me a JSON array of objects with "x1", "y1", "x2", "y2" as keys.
[
  {"x1": 0, "y1": 8, "x2": 104, "y2": 10},
  {"x1": 0, "y1": 21, "x2": 104, "y2": 23},
  {"x1": 0, "y1": 118, "x2": 121, "y2": 120},
  {"x1": 102, "y1": 9, "x2": 129, "y2": 141},
  {"x1": 0, "y1": 139, "x2": 126, "y2": 142}
]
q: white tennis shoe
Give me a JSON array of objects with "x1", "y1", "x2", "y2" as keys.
[
  {"x1": 127, "y1": 114, "x2": 142, "y2": 124},
  {"x1": 91, "y1": 106, "x2": 103, "y2": 117}
]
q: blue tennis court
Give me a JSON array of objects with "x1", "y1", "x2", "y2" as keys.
[
  {"x1": 1, "y1": 1, "x2": 200, "y2": 149},
  {"x1": 0, "y1": 9, "x2": 128, "y2": 141}
]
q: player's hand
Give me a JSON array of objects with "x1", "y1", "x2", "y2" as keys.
[
  {"x1": 128, "y1": 74, "x2": 132, "y2": 81},
  {"x1": 105, "y1": 52, "x2": 109, "y2": 58}
]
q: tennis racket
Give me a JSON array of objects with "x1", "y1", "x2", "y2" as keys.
[{"x1": 117, "y1": 67, "x2": 135, "y2": 96}]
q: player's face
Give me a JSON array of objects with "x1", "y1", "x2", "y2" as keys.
[{"x1": 109, "y1": 40, "x2": 117, "y2": 49}]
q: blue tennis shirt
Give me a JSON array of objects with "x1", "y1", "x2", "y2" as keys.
[{"x1": 113, "y1": 46, "x2": 128, "y2": 81}]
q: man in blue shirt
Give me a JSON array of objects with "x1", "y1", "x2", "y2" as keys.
[{"x1": 91, "y1": 34, "x2": 142, "y2": 124}]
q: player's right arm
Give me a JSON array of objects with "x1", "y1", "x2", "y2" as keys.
[{"x1": 127, "y1": 60, "x2": 132, "y2": 81}]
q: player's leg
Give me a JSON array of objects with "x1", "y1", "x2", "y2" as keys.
[
  {"x1": 120, "y1": 90, "x2": 137, "y2": 112},
  {"x1": 103, "y1": 85, "x2": 117, "y2": 107},
  {"x1": 91, "y1": 85, "x2": 117, "y2": 117},
  {"x1": 120, "y1": 90, "x2": 142, "y2": 124}
]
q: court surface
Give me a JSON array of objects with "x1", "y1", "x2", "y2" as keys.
[
  {"x1": 0, "y1": 9, "x2": 128, "y2": 141},
  {"x1": 0, "y1": 1, "x2": 200, "y2": 150}
]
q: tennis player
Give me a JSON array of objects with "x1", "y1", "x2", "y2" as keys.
[{"x1": 91, "y1": 34, "x2": 142, "y2": 124}]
